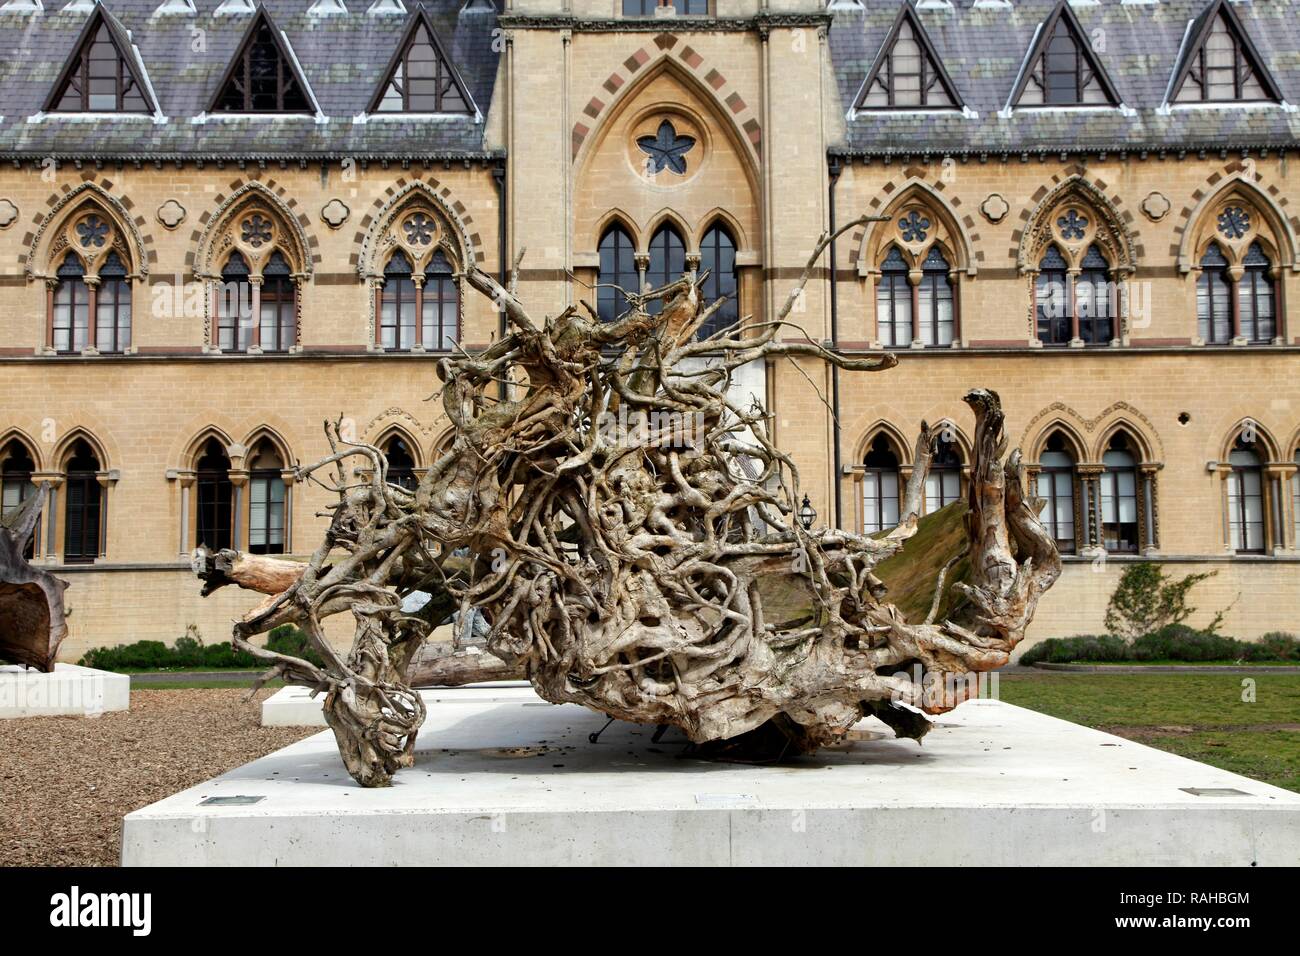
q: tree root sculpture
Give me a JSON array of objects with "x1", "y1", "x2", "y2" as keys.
[
  {"x1": 0, "y1": 485, "x2": 69, "y2": 672},
  {"x1": 192, "y1": 215, "x2": 1060, "y2": 786}
]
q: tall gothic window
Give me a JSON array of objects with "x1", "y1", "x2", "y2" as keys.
[
  {"x1": 48, "y1": 12, "x2": 151, "y2": 113},
  {"x1": 52, "y1": 253, "x2": 90, "y2": 354},
  {"x1": 248, "y1": 443, "x2": 286, "y2": 556},
  {"x1": 195, "y1": 438, "x2": 233, "y2": 552},
  {"x1": 699, "y1": 223, "x2": 738, "y2": 340},
  {"x1": 94, "y1": 251, "x2": 132, "y2": 353},
  {"x1": 1239, "y1": 242, "x2": 1276, "y2": 344},
  {"x1": 1036, "y1": 433, "x2": 1077, "y2": 554},
  {"x1": 863, "y1": 435, "x2": 901, "y2": 534},
  {"x1": 381, "y1": 251, "x2": 418, "y2": 350},
  {"x1": 384, "y1": 437, "x2": 418, "y2": 491},
  {"x1": 211, "y1": 11, "x2": 311, "y2": 113},
  {"x1": 924, "y1": 436, "x2": 962, "y2": 513},
  {"x1": 423, "y1": 250, "x2": 459, "y2": 350},
  {"x1": 1173, "y1": 5, "x2": 1278, "y2": 104},
  {"x1": 372, "y1": 10, "x2": 472, "y2": 114},
  {"x1": 1292, "y1": 448, "x2": 1300, "y2": 545},
  {"x1": 917, "y1": 247, "x2": 954, "y2": 347},
  {"x1": 259, "y1": 251, "x2": 295, "y2": 353},
  {"x1": 1197, "y1": 242, "x2": 1233, "y2": 344},
  {"x1": 1035, "y1": 245, "x2": 1070, "y2": 346},
  {"x1": 877, "y1": 246, "x2": 912, "y2": 348},
  {"x1": 645, "y1": 224, "x2": 685, "y2": 315},
  {"x1": 1, "y1": 441, "x2": 37, "y2": 560},
  {"x1": 1015, "y1": 6, "x2": 1117, "y2": 107},
  {"x1": 217, "y1": 252, "x2": 254, "y2": 352},
  {"x1": 63, "y1": 439, "x2": 102, "y2": 564},
  {"x1": 597, "y1": 225, "x2": 637, "y2": 323},
  {"x1": 1226, "y1": 437, "x2": 1265, "y2": 553},
  {"x1": 1099, "y1": 434, "x2": 1140, "y2": 554},
  {"x1": 1076, "y1": 244, "x2": 1114, "y2": 345},
  {"x1": 857, "y1": 12, "x2": 958, "y2": 109}
]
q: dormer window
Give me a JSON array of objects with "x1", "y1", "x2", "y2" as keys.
[
  {"x1": 210, "y1": 9, "x2": 312, "y2": 113},
  {"x1": 370, "y1": 8, "x2": 476, "y2": 114},
  {"x1": 855, "y1": 2, "x2": 962, "y2": 110},
  {"x1": 1011, "y1": 1, "x2": 1119, "y2": 108},
  {"x1": 1171, "y1": 0, "x2": 1281, "y2": 104},
  {"x1": 622, "y1": 0, "x2": 708, "y2": 14},
  {"x1": 46, "y1": 8, "x2": 153, "y2": 114}
]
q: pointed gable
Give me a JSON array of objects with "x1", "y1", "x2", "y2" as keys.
[
  {"x1": 368, "y1": 7, "x2": 477, "y2": 114},
  {"x1": 854, "y1": 1, "x2": 962, "y2": 110},
  {"x1": 209, "y1": 6, "x2": 312, "y2": 113},
  {"x1": 44, "y1": 4, "x2": 155, "y2": 114},
  {"x1": 1170, "y1": 0, "x2": 1282, "y2": 105},
  {"x1": 1010, "y1": 0, "x2": 1120, "y2": 108}
]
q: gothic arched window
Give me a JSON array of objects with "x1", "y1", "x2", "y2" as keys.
[
  {"x1": 247, "y1": 442, "x2": 286, "y2": 555},
  {"x1": 63, "y1": 439, "x2": 102, "y2": 564},
  {"x1": 646, "y1": 224, "x2": 685, "y2": 314},
  {"x1": 218, "y1": 251, "x2": 254, "y2": 352},
  {"x1": 597, "y1": 225, "x2": 637, "y2": 323},
  {"x1": 381, "y1": 250, "x2": 417, "y2": 351},
  {"x1": 918, "y1": 246, "x2": 954, "y2": 347},
  {"x1": 1100, "y1": 433, "x2": 1140, "y2": 554},
  {"x1": 1239, "y1": 242, "x2": 1276, "y2": 344},
  {"x1": 1076, "y1": 244, "x2": 1114, "y2": 345},
  {"x1": 863, "y1": 435, "x2": 901, "y2": 534},
  {"x1": 423, "y1": 249, "x2": 460, "y2": 351},
  {"x1": 1035, "y1": 245, "x2": 1070, "y2": 346},
  {"x1": 876, "y1": 246, "x2": 912, "y2": 348},
  {"x1": 1036, "y1": 432, "x2": 1077, "y2": 554},
  {"x1": 699, "y1": 222, "x2": 738, "y2": 340},
  {"x1": 1, "y1": 441, "x2": 37, "y2": 560},
  {"x1": 384, "y1": 436, "x2": 418, "y2": 491},
  {"x1": 259, "y1": 250, "x2": 296, "y2": 353},
  {"x1": 94, "y1": 251, "x2": 132, "y2": 353},
  {"x1": 1197, "y1": 242, "x2": 1233, "y2": 345},
  {"x1": 1227, "y1": 437, "x2": 1265, "y2": 553},
  {"x1": 52, "y1": 253, "x2": 90, "y2": 354},
  {"x1": 924, "y1": 435, "x2": 962, "y2": 513},
  {"x1": 195, "y1": 438, "x2": 233, "y2": 552}
]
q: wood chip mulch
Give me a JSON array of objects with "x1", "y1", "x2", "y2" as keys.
[{"x1": 0, "y1": 689, "x2": 315, "y2": 867}]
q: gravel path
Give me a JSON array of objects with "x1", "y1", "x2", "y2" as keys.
[{"x1": 0, "y1": 689, "x2": 314, "y2": 867}]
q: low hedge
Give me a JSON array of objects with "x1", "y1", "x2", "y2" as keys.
[
  {"x1": 1020, "y1": 626, "x2": 1300, "y2": 665},
  {"x1": 78, "y1": 625, "x2": 324, "y2": 672}
]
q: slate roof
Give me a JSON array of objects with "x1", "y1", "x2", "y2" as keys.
[
  {"x1": 0, "y1": 0, "x2": 502, "y2": 159},
  {"x1": 828, "y1": 0, "x2": 1300, "y2": 156}
]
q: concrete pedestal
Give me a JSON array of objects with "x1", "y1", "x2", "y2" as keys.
[
  {"x1": 123, "y1": 699, "x2": 1300, "y2": 866},
  {"x1": 260, "y1": 682, "x2": 540, "y2": 727},
  {"x1": 0, "y1": 664, "x2": 130, "y2": 718}
]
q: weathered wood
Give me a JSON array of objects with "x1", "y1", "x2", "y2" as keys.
[
  {"x1": 0, "y1": 485, "x2": 69, "y2": 672},
  {"x1": 190, "y1": 546, "x2": 305, "y2": 597},
  {"x1": 408, "y1": 644, "x2": 523, "y2": 687},
  {"x1": 187, "y1": 214, "x2": 1059, "y2": 787}
]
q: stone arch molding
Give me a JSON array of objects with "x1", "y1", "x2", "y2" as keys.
[
  {"x1": 356, "y1": 179, "x2": 475, "y2": 281},
  {"x1": 26, "y1": 181, "x2": 150, "y2": 281},
  {"x1": 856, "y1": 178, "x2": 978, "y2": 278},
  {"x1": 193, "y1": 180, "x2": 315, "y2": 280},
  {"x1": 1019, "y1": 400, "x2": 1164, "y2": 463},
  {"x1": 1016, "y1": 175, "x2": 1139, "y2": 275},
  {"x1": 1176, "y1": 172, "x2": 1299, "y2": 274}
]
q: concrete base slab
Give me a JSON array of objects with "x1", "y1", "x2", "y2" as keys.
[
  {"x1": 260, "y1": 682, "x2": 540, "y2": 727},
  {"x1": 0, "y1": 664, "x2": 130, "y2": 718},
  {"x1": 123, "y1": 699, "x2": 1300, "y2": 866}
]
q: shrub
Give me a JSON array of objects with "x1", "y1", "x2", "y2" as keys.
[
  {"x1": 1020, "y1": 627, "x2": 1296, "y2": 665},
  {"x1": 1103, "y1": 562, "x2": 1224, "y2": 642},
  {"x1": 264, "y1": 624, "x2": 325, "y2": 669},
  {"x1": 77, "y1": 623, "x2": 325, "y2": 672}
]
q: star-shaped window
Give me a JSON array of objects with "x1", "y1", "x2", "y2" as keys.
[{"x1": 637, "y1": 120, "x2": 696, "y2": 176}]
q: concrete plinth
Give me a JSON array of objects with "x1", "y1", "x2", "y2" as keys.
[
  {"x1": 123, "y1": 699, "x2": 1300, "y2": 866},
  {"x1": 260, "y1": 682, "x2": 540, "y2": 727},
  {"x1": 0, "y1": 664, "x2": 130, "y2": 718}
]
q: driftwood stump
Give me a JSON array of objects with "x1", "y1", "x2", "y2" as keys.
[
  {"x1": 192, "y1": 216, "x2": 1060, "y2": 786},
  {"x1": 0, "y1": 485, "x2": 69, "y2": 672}
]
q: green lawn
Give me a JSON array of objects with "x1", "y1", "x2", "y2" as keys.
[{"x1": 1000, "y1": 672, "x2": 1300, "y2": 793}]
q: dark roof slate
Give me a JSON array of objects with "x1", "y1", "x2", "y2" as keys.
[
  {"x1": 0, "y1": 0, "x2": 502, "y2": 158},
  {"x1": 829, "y1": 0, "x2": 1300, "y2": 155}
]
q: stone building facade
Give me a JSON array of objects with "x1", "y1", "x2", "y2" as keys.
[{"x1": 0, "y1": 0, "x2": 1297, "y2": 660}]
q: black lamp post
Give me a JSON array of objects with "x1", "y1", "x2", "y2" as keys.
[{"x1": 798, "y1": 494, "x2": 817, "y2": 530}]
